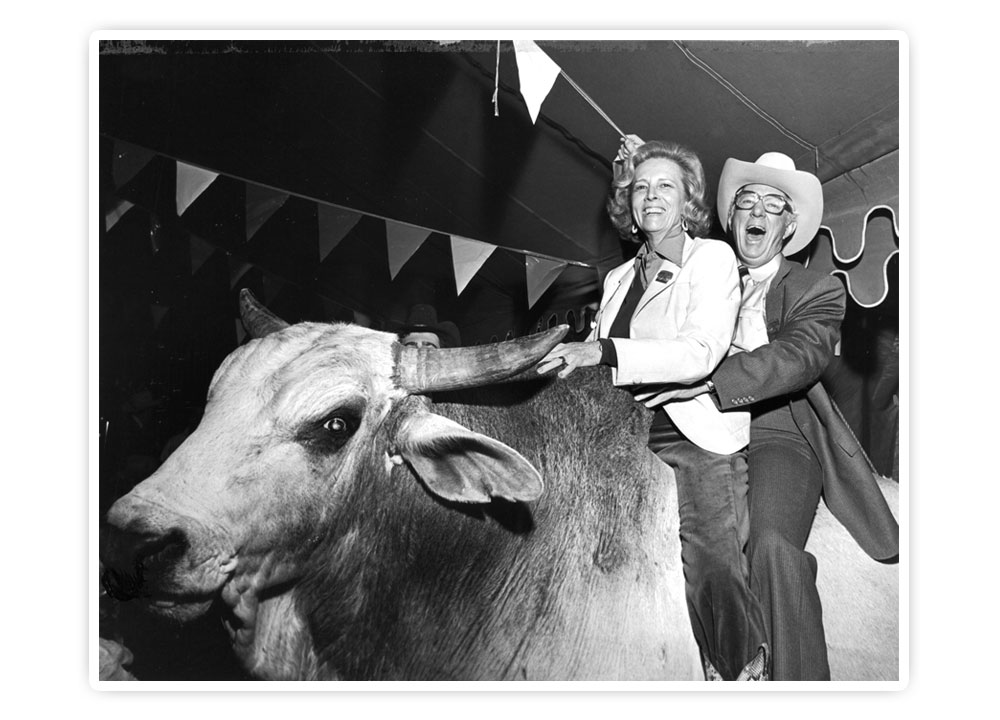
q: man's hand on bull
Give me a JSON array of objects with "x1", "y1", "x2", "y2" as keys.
[
  {"x1": 536, "y1": 342, "x2": 602, "y2": 379},
  {"x1": 633, "y1": 382, "x2": 711, "y2": 407}
]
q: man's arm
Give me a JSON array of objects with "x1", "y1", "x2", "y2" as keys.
[{"x1": 711, "y1": 273, "x2": 845, "y2": 410}]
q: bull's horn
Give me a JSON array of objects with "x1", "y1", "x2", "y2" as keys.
[
  {"x1": 395, "y1": 325, "x2": 569, "y2": 394},
  {"x1": 239, "y1": 289, "x2": 290, "y2": 338}
]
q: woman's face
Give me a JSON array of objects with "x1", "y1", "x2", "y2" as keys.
[{"x1": 630, "y1": 158, "x2": 688, "y2": 241}]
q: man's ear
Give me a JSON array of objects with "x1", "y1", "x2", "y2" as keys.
[{"x1": 783, "y1": 220, "x2": 797, "y2": 240}]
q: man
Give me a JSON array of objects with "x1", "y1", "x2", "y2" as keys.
[
  {"x1": 398, "y1": 304, "x2": 461, "y2": 349},
  {"x1": 639, "y1": 152, "x2": 898, "y2": 680}
]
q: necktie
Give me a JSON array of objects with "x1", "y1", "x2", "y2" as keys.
[{"x1": 738, "y1": 265, "x2": 750, "y2": 292}]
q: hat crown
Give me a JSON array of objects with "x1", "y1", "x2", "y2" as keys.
[
  {"x1": 753, "y1": 152, "x2": 797, "y2": 172},
  {"x1": 405, "y1": 303, "x2": 439, "y2": 326}
]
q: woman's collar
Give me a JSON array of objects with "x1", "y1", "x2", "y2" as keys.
[{"x1": 645, "y1": 231, "x2": 687, "y2": 266}]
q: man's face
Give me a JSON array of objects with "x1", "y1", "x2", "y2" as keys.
[
  {"x1": 730, "y1": 183, "x2": 797, "y2": 268},
  {"x1": 401, "y1": 331, "x2": 441, "y2": 349}
]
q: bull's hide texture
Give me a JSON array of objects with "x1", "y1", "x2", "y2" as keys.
[
  {"x1": 403, "y1": 367, "x2": 703, "y2": 680},
  {"x1": 280, "y1": 366, "x2": 702, "y2": 680}
]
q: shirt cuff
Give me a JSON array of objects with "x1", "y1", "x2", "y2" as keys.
[{"x1": 598, "y1": 338, "x2": 618, "y2": 367}]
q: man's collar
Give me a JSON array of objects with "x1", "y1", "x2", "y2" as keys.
[{"x1": 746, "y1": 254, "x2": 783, "y2": 283}]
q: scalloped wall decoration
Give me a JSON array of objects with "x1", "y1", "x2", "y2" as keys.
[{"x1": 801, "y1": 151, "x2": 900, "y2": 308}]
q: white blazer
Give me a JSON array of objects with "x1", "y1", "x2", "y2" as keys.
[{"x1": 587, "y1": 235, "x2": 750, "y2": 454}]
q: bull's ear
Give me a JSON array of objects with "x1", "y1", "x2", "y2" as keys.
[{"x1": 395, "y1": 412, "x2": 543, "y2": 504}]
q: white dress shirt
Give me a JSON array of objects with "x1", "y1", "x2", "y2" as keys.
[{"x1": 732, "y1": 254, "x2": 782, "y2": 355}]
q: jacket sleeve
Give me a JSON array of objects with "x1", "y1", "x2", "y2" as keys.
[
  {"x1": 712, "y1": 272, "x2": 846, "y2": 410},
  {"x1": 611, "y1": 242, "x2": 741, "y2": 385}
]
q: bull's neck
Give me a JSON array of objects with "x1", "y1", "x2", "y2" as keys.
[{"x1": 231, "y1": 591, "x2": 327, "y2": 680}]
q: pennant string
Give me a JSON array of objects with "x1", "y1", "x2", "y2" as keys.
[
  {"x1": 558, "y1": 69, "x2": 626, "y2": 139},
  {"x1": 673, "y1": 40, "x2": 817, "y2": 167},
  {"x1": 493, "y1": 40, "x2": 500, "y2": 117}
]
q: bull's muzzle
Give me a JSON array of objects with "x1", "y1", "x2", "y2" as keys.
[{"x1": 100, "y1": 517, "x2": 189, "y2": 602}]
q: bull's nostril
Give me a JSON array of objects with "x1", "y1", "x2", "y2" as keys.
[
  {"x1": 101, "y1": 564, "x2": 145, "y2": 601},
  {"x1": 100, "y1": 525, "x2": 190, "y2": 601}
]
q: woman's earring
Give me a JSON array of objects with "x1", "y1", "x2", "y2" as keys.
[
  {"x1": 681, "y1": 217, "x2": 689, "y2": 232},
  {"x1": 631, "y1": 223, "x2": 638, "y2": 235}
]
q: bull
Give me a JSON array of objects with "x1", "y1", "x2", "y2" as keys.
[{"x1": 99, "y1": 290, "x2": 899, "y2": 682}]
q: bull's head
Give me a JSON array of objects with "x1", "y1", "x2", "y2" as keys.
[{"x1": 100, "y1": 290, "x2": 566, "y2": 676}]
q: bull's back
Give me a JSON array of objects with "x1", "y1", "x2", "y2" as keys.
[{"x1": 400, "y1": 367, "x2": 700, "y2": 681}]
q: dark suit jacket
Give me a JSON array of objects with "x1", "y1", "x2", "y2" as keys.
[{"x1": 711, "y1": 257, "x2": 898, "y2": 561}]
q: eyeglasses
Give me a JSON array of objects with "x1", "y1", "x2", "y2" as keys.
[{"x1": 733, "y1": 189, "x2": 793, "y2": 215}]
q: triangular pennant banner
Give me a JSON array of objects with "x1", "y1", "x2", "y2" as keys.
[
  {"x1": 450, "y1": 236, "x2": 496, "y2": 295},
  {"x1": 262, "y1": 272, "x2": 286, "y2": 305},
  {"x1": 112, "y1": 141, "x2": 155, "y2": 189},
  {"x1": 228, "y1": 255, "x2": 253, "y2": 288},
  {"x1": 176, "y1": 162, "x2": 219, "y2": 216},
  {"x1": 513, "y1": 40, "x2": 561, "y2": 124},
  {"x1": 317, "y1": 205, "x2": 362, "y2": 261},
  {"x1": 385, "y1": 221, "x2": 431, "y2": 280},
  {"x1": 189, "y1": 235, "x2": 215, "y2": 275},
  {"x1": 105, "y1": 199, "x2": 134, "y2": 232},
  {"x1": 150, "y1": 304, "x2": 169, "y2": 329},
  {"x1": 525, "y1": 255, "x2": 567, "y2": 309},
  {"x1": 246, "y1": 184, "x2": 289, "y2": 240}
]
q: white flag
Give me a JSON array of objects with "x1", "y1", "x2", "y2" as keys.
[
  {"x1": 105, "y1": 199, "x2": 134, "y2": 232},
  {"x1": 513, "y1": 40, "x2": 561, "y2": 124},
  {"x1": 451, "y1": 236, "x2": 496, "y2": 295},
  {"x1": 176, "y1": 162, "x2": 219, "y2": 216},
  {"x1": 525, "y1": 255, "x2": 567, "y2": 309},
  {"x1": 386, "y1": 221, "x2": 431, "y2": 280},
  {"x1": 246, "y1": 184, "x2": 289, "y2": 240},
  {"x1": 318, "y1": 206, "x2": 362, "y2": 261}
]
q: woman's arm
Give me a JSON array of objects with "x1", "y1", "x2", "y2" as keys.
[{"x1": 610, "y1": 241, "x2": 741, "y2": 385}]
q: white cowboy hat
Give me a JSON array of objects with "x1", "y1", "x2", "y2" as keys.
[{"x1": 717, "y1": 152, "x2": 823, "y2": 257}]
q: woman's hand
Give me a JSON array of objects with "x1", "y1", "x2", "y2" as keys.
[
  {"x1": 536, "y1": 341, "x2": 603, "y2": 379},
  {"x1": 614, "y1": 134, "x2": 644, "y2": 163}
]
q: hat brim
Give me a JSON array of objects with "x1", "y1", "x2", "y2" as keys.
[{"x1": 717, "y1": 158, "x2": 824, "y2": 257}]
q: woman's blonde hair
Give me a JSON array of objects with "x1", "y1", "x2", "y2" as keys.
[{"x1": 606, "y1": 141, "x2": 713, "y2": 241}]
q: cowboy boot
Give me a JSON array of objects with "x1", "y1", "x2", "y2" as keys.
[{"x1": 736, "y1": 644, "x2": 770, "y2": 681}]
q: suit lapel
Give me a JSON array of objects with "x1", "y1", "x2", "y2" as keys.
[
  {"x1": 634, "y1": 234, "x2": 688, "y2": 318},
  {"x1": 634, "y1": 263, "x2": 679, "y2": 317},
  {"x1": 765, "y1": 256, "x2": 794, "y2": 328},
  {"x1": 597, "y1": 264, "x2": 634, "y2": 337}
]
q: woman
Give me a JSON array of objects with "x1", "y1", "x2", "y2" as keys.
[{"x1": 537, "y1": 137, "x2": 768, "y2": 681}]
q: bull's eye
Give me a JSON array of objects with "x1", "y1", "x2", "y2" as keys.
[
  {"x1": 323, "y1": 417, "x2": 348, "y2": 434},
  {"x1": 297, "y1": 408, "x2": 361, "y2": 454}
]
